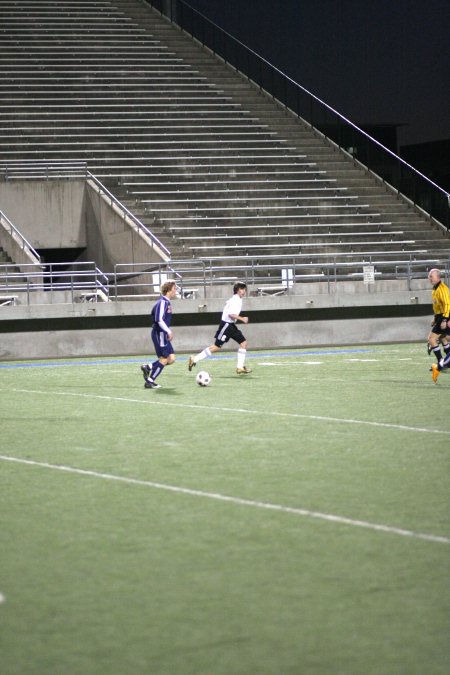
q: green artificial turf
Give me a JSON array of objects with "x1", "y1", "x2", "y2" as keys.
[{"x1": 0, "y1": 344, "x2": 449, "y2": 674}]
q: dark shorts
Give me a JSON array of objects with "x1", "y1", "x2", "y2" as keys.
[
  {"x1": 214, "y1": 320, "x2": 246, "y2": 347},
  {"x1": 151, "y1": 327, "x2": 174, "y2": 358},
  {"x1": 431, "y1": 315, "x2": 450, "y2": 338}
]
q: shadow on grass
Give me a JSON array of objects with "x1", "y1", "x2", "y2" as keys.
[{"x1": 148, "y1": 387, "x2": 183, "y2": 396}]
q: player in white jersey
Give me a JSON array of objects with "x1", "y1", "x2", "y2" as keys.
[{"x1": 188, "y1": 282, "x2": 252, "y2": 375}]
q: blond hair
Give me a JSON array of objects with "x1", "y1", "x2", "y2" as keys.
[{"x1": 161, "y1": 279, "x2": 177, "y2": 295}]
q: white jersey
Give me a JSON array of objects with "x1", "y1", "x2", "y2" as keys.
[{"x1": 222, "y1": 293, "x2": 242, "y2": 323}]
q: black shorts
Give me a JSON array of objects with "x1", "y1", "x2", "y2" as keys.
[
  {"x1": 431, "y1": 315, "x2": 450, "y2": 337},
  {"x1": 214, "y1": 321, "x2": 245, "y2": 347}
]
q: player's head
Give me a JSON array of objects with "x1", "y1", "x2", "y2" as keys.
[
  {"x1": 161, "y1": 279, "x2": 177, "y2": 296},
  {"x1": 233, "y1": 281, "x2": 247, "y2": 295},
  {"x1": 428, "y1": 268, "x2": 441, "y2": 284}
]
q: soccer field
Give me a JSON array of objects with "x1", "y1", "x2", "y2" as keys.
[{"x1": 1, "y1": 343, "x2": 449, "y2": 675}]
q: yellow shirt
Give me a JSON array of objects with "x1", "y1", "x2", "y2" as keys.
[{"x1": 431, "y1": 281, "x2": 450, "y2": 318}]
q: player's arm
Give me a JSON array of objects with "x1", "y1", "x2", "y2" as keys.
[
  {"x1": 442, "y1": 286, "x2": 450, "y2": 318},
  {"x1": 156, "y1": 302, "x2": 173, "y2": 337},
  {"x1": 437, "y1": 286, "x2": 450, "y2": 327},
  {"x1": 229, "y1": 313, "x2": 248, "y2": 324}
]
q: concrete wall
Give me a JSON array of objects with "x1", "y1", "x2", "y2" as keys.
[
  {"x1": 0, "y1": 316, "x2": 432, "y2": 362},
  {"x1": 0, "y1": 179, "x2": 87, "y2": 249},
  {"x1": 0, "y1": 214, "x2": 41, "y2": 271},
  {"x1": 0, "y1": 179, "x2": 168, "y2": 272},
  {"x1": 85, "y1": 180, "x2": 169, "y2": 272},
  {"x1": 0, "y1": 284, "x2": 433, "y2": 360}
]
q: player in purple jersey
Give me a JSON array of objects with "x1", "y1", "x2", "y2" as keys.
[
  {"x1": 141, "y1": 279, "x2": 177, "y2": 389},
  {"x1": 188, "y1": 281, "x2": 252, "y2": 375}
]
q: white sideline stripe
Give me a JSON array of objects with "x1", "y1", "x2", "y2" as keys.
[
  {"x1": 0, "y1": 454, "x2": 448, "y2": 545},
  {"x1": 5, "y1": 388, "x2": 450, "y2": 437}
]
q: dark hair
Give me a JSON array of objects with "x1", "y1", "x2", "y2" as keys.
[{"x1": 233, "y1": 282, "x2": 247, "y2": 294}]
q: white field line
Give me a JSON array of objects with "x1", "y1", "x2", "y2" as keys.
[
  {"x1": 259, "y1": 357, "x2": 414, "y2": 365},
  {"x1": 0, "y1": 454, "x2": 448, "y2": 545},
  {"x1": 4, "y1": 387, "x2": 450, "y2": 437}
]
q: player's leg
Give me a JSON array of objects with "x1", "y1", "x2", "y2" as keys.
[
  {"x1": 141, "y1": 331, "x2": 158, "y2": 382},
  {"x1": 442, "y1": 350, "x2": 450, "y2": 369},
  {"x1": 143, "y1": 334, "x2": 174, "y2": 388},
  {"x1": 188, "y1": 344, "x2": 220, "y2": 370},
  {"x1": 236, "y1": 349, "x2": 252, "y2": 373},
  {"x1": 189, "y1": 322, "x2": 227, "y2": 370},
  {"x1": 427, "y1": 329, "x2": 443, "y2": 363},
  {"x1": 441, "y1": 335, "x2": 450, "y2": 359},
  {"x1": 236, "y1": 337, "x2": 252, "y2": 374},
  {"x1": 147, "y1": 353, "x2": 175, "y2": 385},
  {"x1": 140, "y1": 363, "x2": 151, "y2": 380},
  {"x1": 146, "y1": 358, "x2": 164, "y2": 387},
  {"x1": 432, "y1": 342, "x2": 450, "y2": 381}
]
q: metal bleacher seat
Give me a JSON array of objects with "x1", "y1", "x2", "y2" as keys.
[
  {"x1": 0, "y1": 0, "x2": 447, "y2": 290},
  {"x1": 257, "y1": 267, "x2": 295, "y2": 296}
]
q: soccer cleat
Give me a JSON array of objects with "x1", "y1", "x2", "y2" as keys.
[
  {"x1": 431, "y1": 364, "x2": 440, "y2": 384},
  {"x1": 140, "y1": 364, "x2": 150, "y2": 381},
  {"x1": 427, "y1": 342, "x2": 432, "y2": 355},
  {"x1": 188, "y1": 355, "x2": 196, "y2": 371},
  {"x1": 144, "y1": 379, "x2": 161, "y2": 389},
  {"x1": 236, "y1": 366, "x2": 252, "y2": 374}
]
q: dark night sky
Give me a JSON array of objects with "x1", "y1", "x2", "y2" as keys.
[{"x1": 181, "y1": 0, "x2": 450, "y2": 148}]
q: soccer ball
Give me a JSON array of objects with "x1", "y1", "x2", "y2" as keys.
[{"x1": 196, "y1": 370, "x2": 211, "y2": 387}]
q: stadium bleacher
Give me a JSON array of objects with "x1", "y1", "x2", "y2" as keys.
[{"x1": 0, "y1": 0, "x2": 448, "y2": 295}]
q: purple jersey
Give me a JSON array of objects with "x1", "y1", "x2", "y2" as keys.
[
  {"x1": 151, "y1": 295, "x2": 172, "y2": 334},
  {"x1": 150, "y1": 295, "x2": 174, "y2": 358}
]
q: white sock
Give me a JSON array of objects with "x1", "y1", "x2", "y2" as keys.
[
  {"x1": 237, "y1": 348, "x2": 246, "y2": 369},
  {"x1": 195, "y1": 347, "x2": 211, "y2": 363}
]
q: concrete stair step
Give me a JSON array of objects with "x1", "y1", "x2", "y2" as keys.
[{"x1": 0, "y1": 0, "x2": 444, "y2": 276}]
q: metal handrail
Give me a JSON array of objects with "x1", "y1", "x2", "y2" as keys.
[
  {"x1": 113, "y1": 255, "x2": 450, "y2": 297},
  {"x1": 0, "y1": 162, "x2": 171, "y2": 260},
  {"x1": 0, "y1": 160, "x2": 88, "y2": 180},
  {"x1": 112, "y1": 260, "x2": 204, "y2": 298},
  {"x1": 0, "y1": 261, "x2": 110, "y2": 304},
  {"x1": 86, "y1": 171, "x2": 171, "y2": 258},
  {"x1": 0, "y1": 210, "x2": 41, "y2": 263},
  {"x1": 0, "y1": 262, "x2": 109, "y2": 284},
  {"x1": 145, "y1": 0, "x2": 450, "y2": 229},
  {"x1": 1, "y1": 257, "x2": 448, "y2": 305}
]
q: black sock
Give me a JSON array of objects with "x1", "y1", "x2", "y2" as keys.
[
  {"x1": 432, "y1": 346, "x2": 442, "y2": 363},
  {"x1": 442, "y1": 352, "x2": 450, "y2": 369}
]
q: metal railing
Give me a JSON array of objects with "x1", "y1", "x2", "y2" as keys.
[
  {"x1": 188, "y1": 254, "x2": 450, "y2": 294},
  {"x1": 145, "y1": 0, "x2": 450, "y2": 230},
  {"x1": 0, "y1": 210, "x2": 41, "y2": 264},
  {"x1": 86, "y1": 172, "x2": 171, "y2": 259},
  {"x1": 0, "y1": 261, "x2": 110, "y2": 305},
  {"x1": 0, "y1": 161, "x2": 171, "y2": 261},
  {"x1": 112, "y1": 261, "x2": 198, "y2": 299},
  {"x1": 1, "y1": 255, "x2": 448, "y2": 306},
  {"x1": 112, "y1": 255, "x2": 450, "y2": 298},
  {"x1": 0, "y1": 160, "x2": 89, "y2": 180}
]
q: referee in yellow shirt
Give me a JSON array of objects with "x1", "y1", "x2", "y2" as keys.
[{"x1": 427, "y1": 268, "x2": 450, "y2": 382}]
